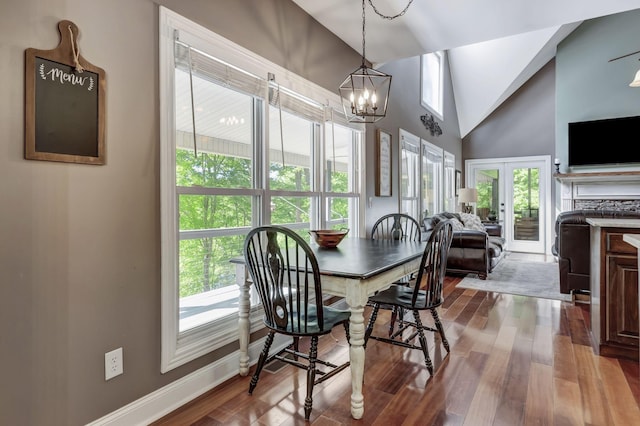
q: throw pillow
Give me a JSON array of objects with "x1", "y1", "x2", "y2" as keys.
[
  {"x1": 459, "y1": 213, "x2": 486, "y2": 232},
  {"x1": 449, "y1": 217, "x2": 465, "y2": 231}
]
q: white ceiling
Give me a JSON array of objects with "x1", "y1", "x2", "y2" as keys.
[{"x1": 292, "y1": 0, "x2": 640, "y2": 136}]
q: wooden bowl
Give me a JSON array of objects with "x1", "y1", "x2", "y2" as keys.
[{"x1": 309, "y1": 229, "x2": 349, "y2": 248}]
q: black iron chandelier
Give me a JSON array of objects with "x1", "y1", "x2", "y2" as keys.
[{"x1": 339, "y1": 0, "x2": 413, "y2": 123}]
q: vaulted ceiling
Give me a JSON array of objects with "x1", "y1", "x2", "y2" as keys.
[{"x1": 292, "y1": 0, "x2": 640, "y2": 136}]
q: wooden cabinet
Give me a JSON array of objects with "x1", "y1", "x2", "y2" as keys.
[
  {"x1": 622, "y1": 233, "x2": 640, "y2": 372},
  {"x1": 588, "y1": 220, "x2": 640, "y2": 361}
]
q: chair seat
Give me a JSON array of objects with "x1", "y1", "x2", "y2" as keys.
[
  {"x1": 268, "y1": 305, "x2": 351, "y2": 336},
  {"x1": 368, "y1": 284, "x2": 443, "y2": 310}
]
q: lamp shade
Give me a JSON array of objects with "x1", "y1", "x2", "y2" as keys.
[
  {"x1": 630, "y1": 69, "x2": 640, "y2": 87},
  {"x1": 458, "y1": 188, "x2": 478, "y2": 204}
]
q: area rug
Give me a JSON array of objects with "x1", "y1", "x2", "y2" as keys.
[{"x1": 456, "y1": 257, "x2": 572, "y2": 302}]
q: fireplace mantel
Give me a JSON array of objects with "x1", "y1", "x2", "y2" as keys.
[
  {"x1": 554, "y1": 171, "x2": 640, "y2": 183},
  {"x1": 554, "y1": 171, "x2": 640, "y2": 212}
]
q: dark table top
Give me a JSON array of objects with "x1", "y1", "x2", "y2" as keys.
[{"x1": 232, "y1": 237, "x2": 426, "y2": 280}]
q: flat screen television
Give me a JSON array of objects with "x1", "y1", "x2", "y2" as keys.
[{"x1": 568, "y1": 115, "x2": 640, "y2": 167}]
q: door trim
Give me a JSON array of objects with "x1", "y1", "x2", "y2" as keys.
[{"x1": 465, "y1": 156, "x2": 553, "y2": 255}]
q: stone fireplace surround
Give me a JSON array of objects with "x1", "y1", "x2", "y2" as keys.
[{"x1": 555, "y1": 171, "x2": 640, "y2": 212}]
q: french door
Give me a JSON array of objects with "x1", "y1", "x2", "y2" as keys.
[{"x1": 466, "y1": 156, "x2": 552, "y2": 254}]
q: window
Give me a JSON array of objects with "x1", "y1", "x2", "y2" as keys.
[
  {"x1": 422, "y1": 140, "x2": 444, "y2": 217},
  {"x1": 160, "y1": 7, "x2": 363, "y2": 372},
  {"x1": 400, "y1": 129, "x2": 420, "y2": 220},
  {"x1": 399, "y1": 129, "x2": 450, "y2": 221},
  {"x1": 443, "y1": 151, "x2": 456, "y2": 213},
  {"x1": 421, "y1": 51, "x2": 444, "y2": 120}
]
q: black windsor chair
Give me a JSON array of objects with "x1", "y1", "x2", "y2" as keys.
[
  {"x1": 365, "y1": 219, "x2": 454, "y2": 375},
  {"x1": 243, "y1": 225, "x2": 351, "y2": 420},
  {"x1": 370, "y1": 213, "x2": 422, "y2": 336}
]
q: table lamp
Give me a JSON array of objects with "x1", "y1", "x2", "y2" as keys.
[{"x1": 458, "y1": 188, "x2": 477, "y2": 214}]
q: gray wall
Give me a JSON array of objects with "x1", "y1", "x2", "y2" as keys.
[
  {"x1": 462, "y1": 59, "x2": 556, "y2": 161},
  {"x1": 461, "y1": 59, "x2": 557, "y2": 211},
  {"x1": 556, "y1": 8, "x2": 640, "y2": 173},
  {"x1": 0, "y1": 1, "x2": 361, "y2": 424},
  {"x1": 366, "y1": 54, "x2": 463, "y2": 230}
]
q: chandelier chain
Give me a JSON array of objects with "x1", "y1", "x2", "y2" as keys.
[
  {"x1": 367, "y1": 0, "x2": 414, "y2": 20},
  {"x1": 361, "y1": 0, "x2": 366, "y2": 65},
  {"x1": 362, "y1": 0, "x2": 414, "y2": 64}
]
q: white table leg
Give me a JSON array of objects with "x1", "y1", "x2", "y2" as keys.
[
  {"x1": 347, "y1": 303, "x2": 365, "y2": 419},
  {"x1": 236, "y1": 263, "x2": 251, "y2": 376},
  {"x1": 343, "y1": 280, "x2": 369, "y2": 420}
]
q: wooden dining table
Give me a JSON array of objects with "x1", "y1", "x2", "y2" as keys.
[{"x1": 232, "y1": 237, "x2": 427, "y2": 419}]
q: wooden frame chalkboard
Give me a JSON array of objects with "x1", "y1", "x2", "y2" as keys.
[{"x1": 25, "y1": 20, "x2": 106, "y2": 165}]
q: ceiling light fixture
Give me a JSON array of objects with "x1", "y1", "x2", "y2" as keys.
[
  {"x1": 339, "y1": 0, "x2": 413, "y2": 123},
  {"x1": 630, "y1": 69, "x2": 640, "y2": 87},
  {"x1": 608, "y1": 49, "x2": 640, "y2": 87}
]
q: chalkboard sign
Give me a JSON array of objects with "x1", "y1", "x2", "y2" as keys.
[{"x1": 25, "y1": 20, "x2": 106, "y2": 165}]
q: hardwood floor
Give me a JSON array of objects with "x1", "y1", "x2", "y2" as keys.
[{"x1": 153, "y1": 275, "x2": 640, "y2": 425}]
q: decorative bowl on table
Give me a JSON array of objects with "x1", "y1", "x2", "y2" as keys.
[{"x1": 309, "y1": 229, "x2": 349, "y2": 248}]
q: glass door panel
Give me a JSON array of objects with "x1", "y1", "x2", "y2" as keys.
[
  {"x1": 507, "y1": 162, "x2": 545, "y2": 253},
  {"x1": 475, "y1": 168, "x2": 502, "y2": 222}
]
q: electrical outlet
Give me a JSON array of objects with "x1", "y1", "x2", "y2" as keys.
[{"x1": 105, "y1": 347, "x2": 123, "y2": 381}]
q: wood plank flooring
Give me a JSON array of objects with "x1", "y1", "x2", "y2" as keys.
[{"x1": 152, "y1": 275, "x2": 639, "y2": 425}]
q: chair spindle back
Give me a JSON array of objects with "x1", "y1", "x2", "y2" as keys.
[
  {"x1": 412, "y1": 220, "x2": 453, "y2": 307},
  {"x1": 244, "y1": 226, "x2": 325, "y2": 334}
]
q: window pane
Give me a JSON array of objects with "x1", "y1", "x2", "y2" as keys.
[
  {"x1": 269, "y1": 107, "x2": 313, "y2": 191},
  {"x1": 179, "y1": 195, "x2": 252, "y2": 230},
  {"x1": 178, "y1": 234, "x2": 244, "y2": 331},
  {"x1": 513, "y1": 167, "x2": 540, "y2": 241},
  {"x1": 421, "y1": 52, "x2": 443, "y2": 118},
  {"x1": 174, "y1": 67, "x2": 256, "y2": 333},
  {"x1": 270, "y1": 195, "x2": 311, "y2": 227},
  {"x1": 325, "y1": 123, "x2": 354, "y2": 192},
  {"x1": 422, "y1": 144, "x2": 443, "y2": 217},
  {"x1": 175, "y1": 69, "x2": 254, "y2": 189},
  {"x1": 444, "y1": 152, "x2": 456, "y2": 213},
  {"x1": 401, "y1": 149, "x2": 419, "y2": 219},
  {"x1": 326, "y1": 196, "x2": 350, "y2": 227},
  {"x1": 476, "y1": 169, "x2": 500, "y2": 221},
  {"x1": 176, "y1": 149, "x2": 252, "y2": 189}
]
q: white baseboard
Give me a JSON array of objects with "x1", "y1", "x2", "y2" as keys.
[{"x1": 87, "y1": 335, "x2": 290, "y2": 426}]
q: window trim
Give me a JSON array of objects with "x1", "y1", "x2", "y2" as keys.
[{"x1": 160, "y1": 7, "x2": 363, "y2": 372}]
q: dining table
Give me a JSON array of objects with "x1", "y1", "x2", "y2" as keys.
[{"x1": 232, "y1": 236, "x2": 427, "y2": 419}]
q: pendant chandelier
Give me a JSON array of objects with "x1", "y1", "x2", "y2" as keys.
[{"x1": 339, "y1": 0, "x2": 413, "y2": 123}]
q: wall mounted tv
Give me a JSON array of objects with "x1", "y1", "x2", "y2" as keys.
[{"x1": 568, "y1": 115, "x2": 640, "y2": 167}]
